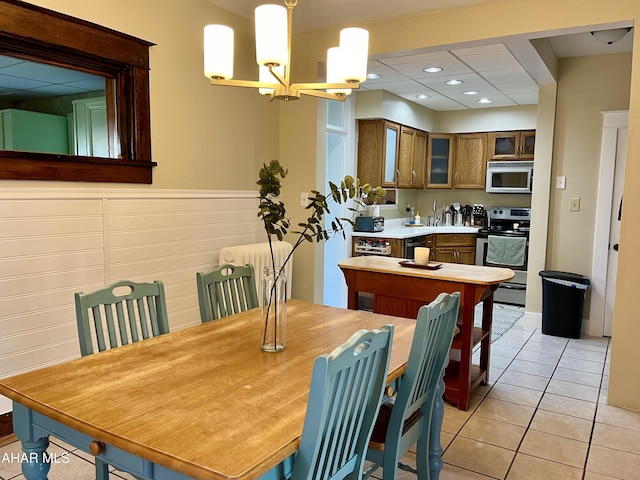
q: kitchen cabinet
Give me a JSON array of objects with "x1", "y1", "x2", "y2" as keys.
[
  {"x1": 0, "y1": 109, "x2": 69, "y2": 154},
  {"x1": 357, "y1": 119, "x2": 400, "y2": 188},
  {"x1": 397, "y1": 127, "x2": 427, "y2": 189},
  {"x1": 488, "y1": 130, "x2": 535, "y2": 160},
  {"x1": 433, "y1": 233, "x2": 476, "y2": 264},
  {"x1": 426, "y1": 134, "x2": 454, "y2": 188},
  {"x1": 453, "y1": 133, "x2": 487, "y2": 189},
  {"x1": 357, "y1": 119, "x2": 428, "y2": 190}
]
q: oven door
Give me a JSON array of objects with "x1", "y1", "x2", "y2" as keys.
[
  {"x1": 475, "y1": 235, "x2": 528, "y2": 271},
  {"x1": 476, "y1": 235, "x2": 528, "y2": 306}
]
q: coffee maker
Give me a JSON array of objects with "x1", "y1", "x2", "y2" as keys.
[{"x1": 472, "y1": 204, "x2": 487, "y2": 227}]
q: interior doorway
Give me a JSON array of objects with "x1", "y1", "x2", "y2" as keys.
[
  {"x1": 323, "y1": 97, "x2": 356, "y2": 308},
  {"x1": 590, "y1": 110, "x2": 628, "y2": 336}
]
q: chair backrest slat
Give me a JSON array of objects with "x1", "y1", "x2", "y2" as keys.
[
  {"x1": 368, "y1": 291, "x2": 460, "y2": 476},
  {"x1": 292, "y1": 324, "x2": 394, "y2": 480},
  {"x1": 196, "y1": 264, "x2": 258, "y2": 323},
  {"x1": 75, "y1": 279, "x2": 170, "y2": 356}
]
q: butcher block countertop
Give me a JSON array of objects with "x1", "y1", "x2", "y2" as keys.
[{"x1": 338, "y1": 255, "x2": 514, "y2": 285}]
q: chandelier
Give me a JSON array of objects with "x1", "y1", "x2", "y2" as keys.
[{"x1": 203, "y1": 0, "x2": 369, "y2": 102}]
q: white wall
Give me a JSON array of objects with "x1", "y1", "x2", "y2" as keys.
[{"x1": 0, "y1": 188, "x2": 263, "y2": 413}]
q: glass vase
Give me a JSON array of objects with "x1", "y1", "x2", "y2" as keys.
[{"x1": 261, "y1": 266, "x2": 287, "y2": 352}]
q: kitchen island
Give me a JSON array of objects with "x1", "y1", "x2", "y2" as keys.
[{"x1": 338, "y1": 255, "x2": 514, "y2": 410}]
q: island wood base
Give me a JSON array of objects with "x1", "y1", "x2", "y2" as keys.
[{"x1": 339, "y1": 256, "x2": 514, "y2": 411}]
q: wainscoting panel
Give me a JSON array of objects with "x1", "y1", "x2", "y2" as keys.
[{"x1": 0, "y1": 189, "x2": 263, "y2": 414}]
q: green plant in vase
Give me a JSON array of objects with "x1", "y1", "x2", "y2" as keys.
[{"x1": 257, "y1": 159, "x2": 385, "y2": 352}]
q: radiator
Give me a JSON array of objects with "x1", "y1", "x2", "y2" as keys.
[{"x1": 218, "y1": 241, "x2": 293, "y2": 301}]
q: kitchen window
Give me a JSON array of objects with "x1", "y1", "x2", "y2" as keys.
[{"x1": 0, "y1": 0, "x2": 155, "y2": 183}]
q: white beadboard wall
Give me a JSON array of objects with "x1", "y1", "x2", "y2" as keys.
[{"x1": 0, "y1": 188, "x2": 264, "y2": 413}]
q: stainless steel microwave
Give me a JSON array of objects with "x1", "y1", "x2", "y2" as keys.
[{"x1": 486, "y1": 161, "x2": 534, "y2": 194}]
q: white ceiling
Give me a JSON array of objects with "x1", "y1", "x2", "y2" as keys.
[
  {"x1": 0, "y1": 55, "x2": 104, "y2": 103},
  {"x1": 0, "y1": 1, "x2": 632, "y2": 109},
  {"x1": 207, "y1": 0, "x2": 634, "y2": 111}
]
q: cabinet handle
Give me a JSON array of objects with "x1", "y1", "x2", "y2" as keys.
[
  {"x1": 412, "y1": 170, "x2": 416, "y2": 183},
  {"x1": 396, "y1": 168, "x2": 399, "y2": 181}
]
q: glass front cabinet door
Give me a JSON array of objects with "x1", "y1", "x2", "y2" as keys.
[{"x1": 426, "y1": 134, "x2": 454, "y2": 188}]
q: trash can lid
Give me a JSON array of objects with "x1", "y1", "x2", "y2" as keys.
[{"x1": 539, "y1": 270, "x2": 590, "y2": 285}]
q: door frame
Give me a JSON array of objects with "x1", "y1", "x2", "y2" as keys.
[{"x1": 589, "y1": 110, "x2": 628, "y2": 336}]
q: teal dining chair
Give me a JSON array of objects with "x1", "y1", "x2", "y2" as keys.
[
  {"x1": 291, "y1": 324, "x2": 395, "y2": 480},
  {"x1": 74, "y1": 279, "x2": 170, "y2": 479},
  {"x1": 196, "y1": 263, "x2": 258, "y2": 322},
  {"x1": 363, "y1": 292, "x2": 460, "y2": 480}
]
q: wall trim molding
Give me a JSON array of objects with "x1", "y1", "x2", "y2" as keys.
[{"x1": 0, "y1": 188, "x2": 258, "y2": 200}]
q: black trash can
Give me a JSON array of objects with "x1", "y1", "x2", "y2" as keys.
[{"x1": 539, "y1": 271, "x2": 590, "y2": 338}]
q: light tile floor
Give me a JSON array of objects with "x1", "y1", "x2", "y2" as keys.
[
  {"x1": 1, "y1": 312, "x2": 639, "y2": 479},
  {"x1": 390, "y1": 312, "x2": 640, "y2": 480}
]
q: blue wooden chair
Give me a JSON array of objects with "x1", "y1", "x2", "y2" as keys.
[
  {"x1": 363, "y1": 292, "x2": 460, "y2": 480},
  {"x1": 196, "y1": 263, "x2": 258, "y2": 322},
  {"x1": 74, "y1": 279, "x2": 170, "y2": 479},
  {"x1": 291, "y1": 324, "x2": 395, "y2": 480}
]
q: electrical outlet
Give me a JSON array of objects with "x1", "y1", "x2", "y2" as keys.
[
  {"x1": 556, "y1": 176, "x2": 566, "y2": 189},
  {"x1": 570, "y1": 197, "x2": 580, "y2": 212},
  {"x1": 300, "y1": 192, "x2": 309, "y2": 207}
]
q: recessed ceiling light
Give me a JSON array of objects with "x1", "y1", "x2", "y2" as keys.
[
  {"x1": 445, "y1": 79, "x2": 463, "y2": 86},
  {"x1": 415, "y1": 94, "x2": 431, "y2": 100},
  {"x1": 463, "y1": 90, "x2": 479, "y2": 95},
  {"x1": 366, "y1": 73, "x2": 381, "y2": 79},
  {"x1": 478, "y1": 98, "x2": 493, "y2": 104},
  {"x1": 423, "y1": 66, "x2": 443, "y2": 73}
]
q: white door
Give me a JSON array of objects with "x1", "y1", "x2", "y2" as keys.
[
  {"x1": 604, "y1": 127, "x2": 627, "y2": 336},
  {"x1": 323, "y1": 98, "x2": 355, "y2": 308}
]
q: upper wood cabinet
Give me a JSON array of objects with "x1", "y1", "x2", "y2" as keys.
[
  {"x1": 357, "y1": 119, "x2": 400, "y2": 188},
  {"x1": 397, "y1": 127, "x2": 427, "y2": 189},
  {"x1": 357, "y1": 119, "x2": 426, "y2": 189},
  {"x1": 426, "y1": 134, "x2": 454, "y2": 189},
  {"x1": 488, "y1": 130, "x2": 535, "y2": 160},
  {"x1": 454, "y1": 133, "x2": 488, "y2": 189}
]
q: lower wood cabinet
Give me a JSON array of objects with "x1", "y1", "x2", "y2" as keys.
[{"x1": 433, "y1": 233, "x2": 476, "y2": 264}]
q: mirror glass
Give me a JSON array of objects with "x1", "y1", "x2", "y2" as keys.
[{"x1": 0, "y1": 54, "x2": 108, "y2": 157}]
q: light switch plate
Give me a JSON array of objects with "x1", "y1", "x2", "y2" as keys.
[
  {"x1": 300, "y1": 192, "x2": 309, "y2": 207},
  {"x1": 570, "y1": 197, "x2": 580, "y2": 212},
  {"x1": 556, "y1": 176, "x2": 566, "y2": 189}
]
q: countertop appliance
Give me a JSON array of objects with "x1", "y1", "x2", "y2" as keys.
[
  {"x1": 476, "y1": 206, "x2": 531, "y2": 306},
  {"x1": 486, "y1": 160, "x2": 534, "y2": 194},
  {"x1": 355, "y1": 215, "x2": 384, "y2": 232}
]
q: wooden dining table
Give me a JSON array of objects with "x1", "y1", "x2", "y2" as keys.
[{"x1": 0, "y1": 300, "x2": 422, "y2": 480}]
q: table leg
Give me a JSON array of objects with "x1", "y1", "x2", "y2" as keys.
[
  {"x1": 12, "y1": 403, "x2": 51, "y2": 480},
  {"x1": 429, "y1": 378, "x2": 446, "y2": 480},
  {"x1": 20, "y1": 437, "x2": 51, "y2": 480}
]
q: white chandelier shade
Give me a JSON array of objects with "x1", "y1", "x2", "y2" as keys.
[
  {"x1": 255, "y1": 4, "x2": 288, "y2": 67},
  {"x1": 339, "y1": 28, "x2": 369, "y2": 83},
  {"x1": 203, "y1": 24, "x2": 234, "y2": 80},
  {"x1": 203, "y1": 0, "x2": 368, "y2": 102}
]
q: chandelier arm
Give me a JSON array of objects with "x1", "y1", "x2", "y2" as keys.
[
  {"x1": 293, "y1": 82, "x2": 360, "y2": 90},
  {"x1": 299, "y1": 90, "x2": 347, "y2": 102},
  {"x1": 210, "y1": 79, "x2": 280, "y2": 89},
  {"x1": 268, "y1": 65, "x2": 289, "y2": 88}
]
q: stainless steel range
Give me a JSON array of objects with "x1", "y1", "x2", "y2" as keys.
[{"x1": 475, "y1": 206, "x2": 531, "y2": 306}]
